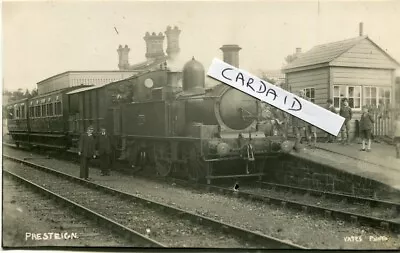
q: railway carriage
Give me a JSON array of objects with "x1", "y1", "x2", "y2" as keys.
[{"x1": 6, "y1": 98, "x2": 29, "y2": 147}]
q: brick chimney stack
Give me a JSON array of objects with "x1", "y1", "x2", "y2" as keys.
[
  {"x1": 359, "y1": 22, "x2": 364, "y2": 36},
  {"x1": 144, "y1": 32, "x2": 165, "y2": 59},
  {"x1": 296, "y1": 47, "x2": 302, "y2": 54},
  {"x1": 117, "y1": 45, "x2": 130, "y2": 70},
  {"x1": 165, "y1": 25, "x2": 181, "y2": 60},
  {"x1": 220, "y1": 44, "x2": 242, "y2": 68}
]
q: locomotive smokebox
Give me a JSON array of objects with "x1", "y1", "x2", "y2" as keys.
[
  {"x1": 182, "y1": 57, "x2": 205, "y2": 93},
  {"x1": 220, "y1": 44, "x2": 241, "y2": 68}
]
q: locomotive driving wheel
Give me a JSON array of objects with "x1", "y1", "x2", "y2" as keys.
[
  {"x1": 184, "y1": 143, "x2": 206, "y2": 182},
  {"x1": 154, "y1": 143, "x2": 172, "y2": 177}
]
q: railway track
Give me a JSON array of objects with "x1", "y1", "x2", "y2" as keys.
[
  {"x1": 3, "y1": 154, "x2": 305, "y2": 249},
  {"x1": 4, "y1": 144, "x2": 400, "y2": 233},
  {"x1": 155, "y1": 177, "x2": 400, "y2": 234},
  {"x1": 3, "y1": 175, "x2": 141, "y2": 247}
]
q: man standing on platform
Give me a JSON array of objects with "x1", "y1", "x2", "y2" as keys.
[
  {"x1": 78, "y1": 126, "x2": 96, "y2": 180},
  {"x1": 97, "y1": 126, "x2": 112, "y2": 176},
  {"x1": 292, "y1": 90, "x2": 308, "y2": 152},
  {"x1": 340, "y1": 98, "x2": 352, "y2": 145},
  {"x1": 326, "y1": 99, "x2": 337, "y2": 143}
]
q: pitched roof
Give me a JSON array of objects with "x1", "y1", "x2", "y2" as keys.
[{"x1": 283, "y1": 36, "x2": 367, "y2": 71}]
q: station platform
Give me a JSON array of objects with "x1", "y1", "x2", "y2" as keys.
[{"x1": 292, "y1": 142, "x2": 400, "y2": 192}]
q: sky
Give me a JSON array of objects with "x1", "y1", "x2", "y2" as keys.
[{"x1": 3, "y1": 0, "x2": 400, "y2": 92}]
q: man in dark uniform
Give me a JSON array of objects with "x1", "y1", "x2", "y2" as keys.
[
  {"x1": 339, "y1": 98, "x2": 353, "y2": 145},
  {"x1": 292, "y1": 90, "x2": 308, "y2": 151},
  {"x1": 97, "y1": 126, "x2": 112, "y2": 176},
  {"x1": 326, "y1": 99, "x2": 337, "y2": 143},
  {"x1": 78, "y1": 126, "x2": 96, "y2": 180}
]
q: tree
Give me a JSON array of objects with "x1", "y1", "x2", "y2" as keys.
[
  {"x1": 284, "y1": 53, "x2": 298, "y2": 64},
  {"x1": 30, "y1": 88, "x2": 38, "y2": 98}
]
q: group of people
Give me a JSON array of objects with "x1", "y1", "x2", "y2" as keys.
[
  {"x1": 78, "y1": 125, "x2": 113, "y2": 180},
  {"x1": 326, "y1": 97, "x2": 378, "y2": 152},
  {"x1": 262, "y1": 90, "x2": 400, "y2": 158}
]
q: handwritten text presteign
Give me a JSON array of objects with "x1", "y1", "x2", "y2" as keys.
[{"x1": 25, "y1": 232, "x2": 78, "y2": 241}]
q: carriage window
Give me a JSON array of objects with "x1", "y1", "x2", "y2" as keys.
[
  {"x1": 47, "y1": 103, "x2": 54, "y2": 116},
  {"x1": 36, "y1": 106, "x2": 41, "y2": 117},
  {"x1": 21, "y1": 105, "x2": 26, "y2": 119},
  {"x1": 41, "y1": 104, "x2": 46, "y2": 117},
  {"x1": 15, "y1": 107, "x2": 20, "y2": 119},
  {"x1": 55, "y1": 101, "x2": 62, "y2": 115},
  {"x1": 29, "y1": 107, "x2": 34, "y2": 118},
  {"x1": 7, "y1": 108, "x2": 14, "y2": 119}
]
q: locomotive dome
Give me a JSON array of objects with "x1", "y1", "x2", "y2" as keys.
[{"x1": 182, "y1": 57, "x2": 205, "y2": 92}]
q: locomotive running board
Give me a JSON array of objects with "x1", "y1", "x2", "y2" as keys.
[{"x1": 205, "y1": 172, "x2": 264, "y2": 180}]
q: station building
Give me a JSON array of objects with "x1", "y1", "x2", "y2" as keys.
[
  {"x1": 37, "y1": 26, "x2": 182, "y2": 96},
  {"x1": 283, "y1": 24, "x2": 400, "y2": 138}
]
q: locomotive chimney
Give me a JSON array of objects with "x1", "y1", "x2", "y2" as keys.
[
  {"x1": 220, "y1": 44, "x2": 242, "y2": 68},
  {"x1": 359, "y1": 22, "x2": 364, "y2": 36},
  {"x1": 144, "y1": 32, "x2": 165, "y2": 59},
  {"x1": 117, "y1": 45, "x2": 130, "y2": 70},
  {"x1": 165, "y1": 25, "x2": 181, "y2": 60}
]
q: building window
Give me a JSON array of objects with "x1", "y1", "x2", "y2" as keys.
[
  {"x1": 333, "y1": 85, "x2": 361, "y2": 109},
  {"x1": 303, "y1": 88, "x2": 315, "y2": 103}
]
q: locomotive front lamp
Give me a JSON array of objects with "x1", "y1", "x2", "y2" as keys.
[{"x1": 216, "y1": 142, "x2": 230, "y2": 156}]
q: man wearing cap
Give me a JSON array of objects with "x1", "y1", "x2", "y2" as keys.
[
  {"x1": 97, "y1": 126, "x2": 112, "y2": 176},
  {"x1": 78, "y1": 126, "x2": 96, "y2": 180},
  {"x1": 291, "y1": 90, "x2": 308, "y2": 151}
]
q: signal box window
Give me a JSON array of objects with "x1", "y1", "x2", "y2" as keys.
[
  {"x1": 364, "y1": 87, "x2": 377, "y2": 106},
  {"x1": 303, "y1": 88, "x2": 315, "y2": 103},
  {"x1": 379, "y1": 87, "x2": 391, "y2": 106},
  {"x1": 333, "y1": 85, "x2": 361, "y2": 109}
]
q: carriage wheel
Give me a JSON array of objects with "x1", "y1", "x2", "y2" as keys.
[
  {"x1": 184, "y1": 144, "x2": 206, "y2": 182},
  {"x1": 154, "y1": 143, "x2": 172, "y2": 177}
]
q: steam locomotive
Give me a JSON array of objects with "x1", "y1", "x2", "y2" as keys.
[{"x1": 6, "y1": 57, "x2": 294, "y2": 184}]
